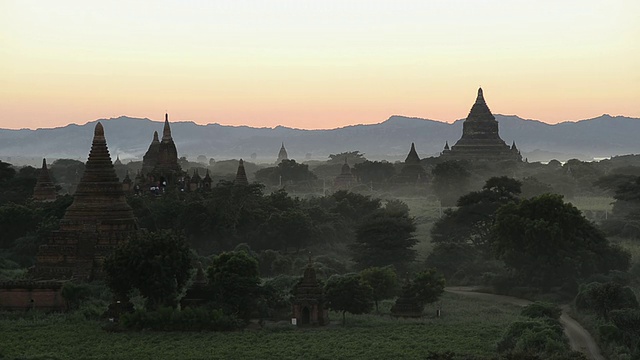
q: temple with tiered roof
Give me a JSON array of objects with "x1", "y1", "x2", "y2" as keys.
[
  {"x1": 30, "y1": 123, "x2": 139, "y2": 281},
  {"x1": 291, "y1": 259, "x2": 329, "y2": 326},
  {"x1": 440, "y1": 88, "x2": 522, "y2": 162},
  {"x1": 141, "y1": 113, "x2": 183, "y2": 185}
]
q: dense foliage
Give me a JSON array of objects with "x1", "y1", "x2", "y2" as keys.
[
  {"x1": 104, "y1": 231, "x2": 192, "y2": 310},
  {"x1": 493, "y1": 193, "x2": 630, "y2": 289},
  {"x1": 324, "y1": 273, "x2": 374, "y2": 324}
]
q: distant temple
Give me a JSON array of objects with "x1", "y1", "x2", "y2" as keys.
[
  {"x1": 30, "y1": 123, "x2": 139, "y2": 281},
  {"x1": 141, "y1": 113, "x2": 182, "y2": 185},
  {"x1": 334, "y1": 158, "x2": 356, "y2": 189},
  {"x1": 276, "y1": 143, "x2": 288, "y2": 163},
  {"x1": 235, "y1": 159, "x2": 249, "y2": 185},
  {"x1": 440, "y1": 88, "x2": 522, "y2": 162},
  {"x1": 400, "y1": 143, "x2": 426, "y2": 182},
  {"x1": 32, "y1": 158, "x2": 57, "y2": 202}
]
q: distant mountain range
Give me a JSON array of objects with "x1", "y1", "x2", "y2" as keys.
[{"x1": 1, "y1": 114, "x2": 639, "y2": 166}]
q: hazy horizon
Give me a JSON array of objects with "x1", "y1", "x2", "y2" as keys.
[{"x1": 2, "y1": 1, "x2": 639, "y2": 130}]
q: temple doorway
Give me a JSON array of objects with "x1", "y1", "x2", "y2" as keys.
[{"x1": 301, "y1": 306, "x2": 310, "y2": 325}]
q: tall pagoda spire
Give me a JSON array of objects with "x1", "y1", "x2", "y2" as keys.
[
  {"x1": 235, "y1": 159, "x2": 249, "y2": 185},
  {"x1": 466, "y1": 87, "x2": 495, "y2": 122},
  {"x1": 277, "y1": 142, "x2": 288, "y2": 163},
  {"x1": 31, "y1": 122, "x2": 139, "y2": 281},
  {"x1": 62, "y1": 123, "x2": 136, "y2": 222},
  {"x1": 32, "y1": 158, "x2": 57, "y2": 202}
]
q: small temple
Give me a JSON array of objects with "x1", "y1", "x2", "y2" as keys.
[
  {"x1": 30, "y1": 123, "x2": 139, "y2": 281},
  {"x1": 291, "y1": 258, "x2": 329, "y2": 326},
  {"x1": 235, "y1": 159, "x2": 249, "y2": 185},
  {"x1": 276, "y1": 142, "x2": 288, "y2": 163},
  {"x1": 440, "y1": 88, "x2": 522, "y2": 162},
  {"x1": 333, "y1": 158, "x2": 356, "y2": 189},
  {"x1": 400, "y1": 143, "x2": 426, "y2": 182},
  {"x1": 32, "y1": 158, "x2": 57, "y2": 202}
]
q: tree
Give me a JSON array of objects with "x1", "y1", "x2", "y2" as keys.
[
  {"x1": 431, "y1": 176, "x2": 521, "y2": 255},
  {"x1": 409, "y1": 269, "x2": 446, "y2": 306},
  {"x1": 324, "y1": 273, "x2": 373, "y2": 325},
  {"x1": 255, "y1": 159, "x2": 316, "y2": 186},
  {"x1": 492, "y1": 194, "x2": 631, "y2": 289},
  {"x1": 575, "y1": 282, "x2": 639, "y2": 320},
  {"x1": 352, "y1": 160, "x2": 395, "y2": 186},
  {"x1": 328, "y1": 151, "x2": 366, "y2": 164},
  {"x1": 104, "y1": 231, "x2": 192, "y2": 310},
  {"x1": 359, "y1": 266, "x2": 398, "y2": 313},
  {"x1": 350, "y1": 208, "x2": 417, "y2": 273},
  {"x1": 207, "y1": 250, "x2": 261, "y2": 321},
  {"x1": 431, "y1": 160, "x2": 472, "y2": 206}
]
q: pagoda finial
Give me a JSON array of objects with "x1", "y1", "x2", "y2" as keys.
[
  {"x1": 42, "y1": 158, "x2": 48, "y2": 170},
  {"x1": 475, "y1": 87, "x2": 485, "y2": 105},
  {"x1": 152, "y1": 131, "x2": 159, "y2": 142},
  {"x1": 444, "y1": 141, "x2": 450, "y2": 150},
  {"x1": 94, "y1": 122, "x2": 105, "y2": 138}
]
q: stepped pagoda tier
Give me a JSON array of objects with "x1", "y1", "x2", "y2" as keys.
[
  {"x1": 333, "y1": 158, "x2": 356, "y2": 189},
  {"x1": 235, "y1": 159, "x2": 249, "y2": 185},
  {"x1": 440, "y1": 88, "x2": 522, "y2": 162},
  {"x1": 32, "y1": 158, "x2": 57, "y2": 202},
  {"x1": 276, "y1": 142, "x2": 288, "y2": 163},
  {"x1": 291, "y1": 259, "x2": 329, "y2": 326},
  {"x1": 31, "y1": 123, "x2": 139, "y2": 281}
]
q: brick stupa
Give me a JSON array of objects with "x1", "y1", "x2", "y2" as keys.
[
  {"x1": 31, "y1": 123, "x2": 139, "y2": 281},
  {"x1": 32, "y1": 158, "x2": 57, "y2": 202},
  {"x1": 440, "y1": 88, "x2": 522, "y2": 162}
]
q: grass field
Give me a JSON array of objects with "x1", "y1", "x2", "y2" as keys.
[{"x1": 0, "y1": 292, "x2": 524, "y2": 360}]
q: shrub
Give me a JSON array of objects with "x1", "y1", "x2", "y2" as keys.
[
  {"x1": 120, "y1": 306, "x2": 243, "y2": 331},
  {"x1": 521, "y1": 302, "x2": 562, "y2": 320},
  {"x1": 575, "y1": 282, "x2": 639, "y2": 319}
]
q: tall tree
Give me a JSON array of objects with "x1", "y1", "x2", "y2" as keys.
[
  {"x1": 207, "y1": 250, "x2": 261, "y2": 321},
  {"x1": 359, "y1": 266, "x2": 399, "y2": 313},
  {"x1": 324, "y1": 273, "x2": 373, "y2": 325},
  {"x1": 350, "y1": 208, "x2": 417, "y2": 273}
]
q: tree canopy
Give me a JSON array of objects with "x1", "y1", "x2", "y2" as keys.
[
  {"x1": 104, "y1": 231, "x2": 192, "y2": 310},
  {"x1": 492, "y1": 193, "x2": 631, "y2": 289},
  {"x1": 350, "y1": 205, "x2": 417, "y2": 273},
  {"x1": 324, "y1": 273, "x2": 373, "y2": 325}
]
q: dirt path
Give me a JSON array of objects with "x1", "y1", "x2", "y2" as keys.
[{"x1": 445, "y1": 287, "x2": 604, "y2": 360}]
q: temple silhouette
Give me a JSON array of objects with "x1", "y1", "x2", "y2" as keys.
[{"x1": 440, "y1": 88, "x2": 521, "y2": 162}]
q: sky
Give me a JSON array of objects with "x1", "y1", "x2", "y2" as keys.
[{"x1": 1, "y1": 0, "x2": 639, "y2": 130}]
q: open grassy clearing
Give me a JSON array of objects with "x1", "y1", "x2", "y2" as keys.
[{"x1": 0, "y1": 292, "x2": 524, "y2": 360}]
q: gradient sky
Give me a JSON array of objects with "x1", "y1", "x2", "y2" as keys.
[{"x1": 1, "y1": 0, "x2": 639, "y2": 130}]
